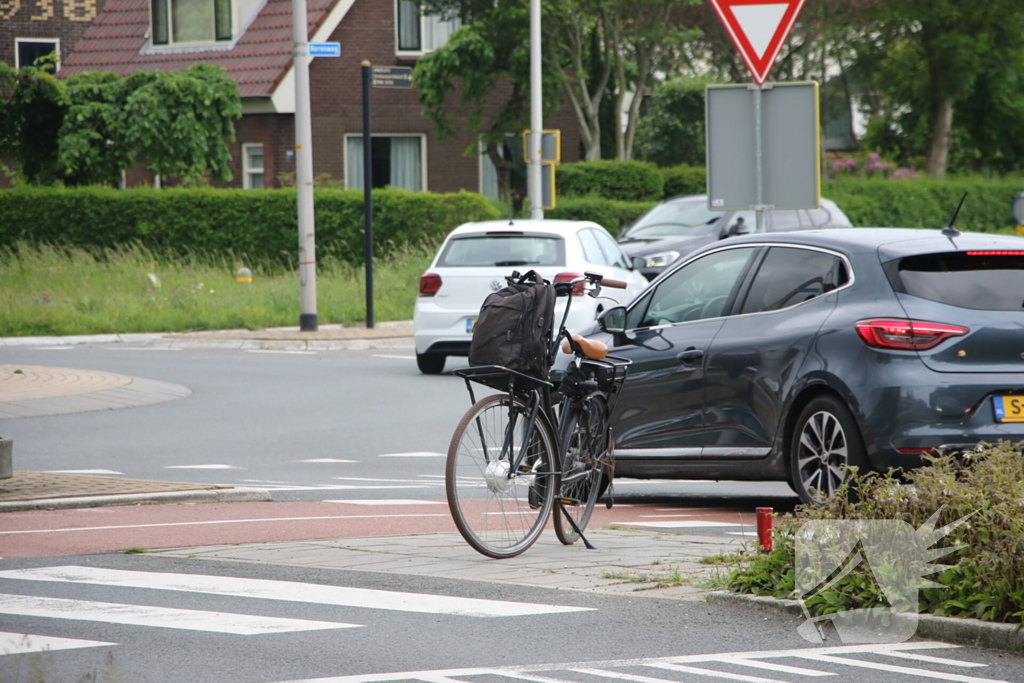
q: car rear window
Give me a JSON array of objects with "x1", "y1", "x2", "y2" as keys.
[
  {"x1": 890, "y1": 252, "x2": 1024, "y2": 310},
  {"x1": 437, "y1": 235, "x2": 565, "y2": 267}
]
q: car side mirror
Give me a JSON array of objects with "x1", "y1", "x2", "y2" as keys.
[
  {"x1": 599, "y1": 306, "x2": 627, "y2": 334},
  {"x1": 630, "y1": 256, "x2": 646, "y2": 271},
  {"x1": 727, "y1": 217, "x2": 750, "y2": 237}
]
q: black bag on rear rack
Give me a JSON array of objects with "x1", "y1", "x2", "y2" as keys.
[{"x1": 468, "y1": 270, "x2": 556, "y2": 380}]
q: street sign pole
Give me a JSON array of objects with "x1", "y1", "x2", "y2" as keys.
[
  {"x1": 361, "y1": 61, "x2": 374, "y2": 329},
  {"x1": 753, "y1": 85, "x2": 764, "y2": 233},
  {"x1": 293, "y1": 0, "x2": 317, "y2": 331},
  {"x1": 529, "y1": 0, "x2": 543, "y2": 220}
]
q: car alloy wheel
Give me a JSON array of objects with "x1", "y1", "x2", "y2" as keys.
[{"x1": 789, "y1": 395, "x2": 866, "y2": 504}]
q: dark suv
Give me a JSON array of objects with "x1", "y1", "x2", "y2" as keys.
[{"x1": 619, "y1": 194, "x2": 853, "y2": 280}]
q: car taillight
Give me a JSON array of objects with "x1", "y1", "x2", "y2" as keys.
[
  {"x1": 966, "y1": 250, "x2": 1024, "y2": 256},
  {"x1": 554, "y1": 272, "x2": 585, "y2": 296},
  {"x1": 419, "y1": 273, "x2": 442, "y2": 297},
  {"x1": 855, "y1": 318, "x2": 969, "y2": 351}
]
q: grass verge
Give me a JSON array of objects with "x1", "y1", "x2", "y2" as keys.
[{"x1": 0, "y1": 242, "x2": 435, "y2": 336}]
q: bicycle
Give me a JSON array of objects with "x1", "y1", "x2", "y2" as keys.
[{"x1": 445, "y1": 272, "x2": 632, "y2": 558}]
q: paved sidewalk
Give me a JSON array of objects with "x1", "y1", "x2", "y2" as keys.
[{"x1": 155, "y1": 528, "x2": 742, "y2": 599}]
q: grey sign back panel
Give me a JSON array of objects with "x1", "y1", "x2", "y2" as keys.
[
  {"x1": 706, "y1": 82, "x2": 820, "y2": 210},
  {"x1": 706, "y1": 86, "x2": 757, "y2": 210}
]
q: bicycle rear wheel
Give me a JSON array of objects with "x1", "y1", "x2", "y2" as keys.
[
  {"x1": 554, "y1": 394, "x2": 609, "y2": 545},
  {"x1": 446, "y1": 393, "x2": 557, "y2": 558}
]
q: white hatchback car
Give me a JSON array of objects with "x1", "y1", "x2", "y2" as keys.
[{"x1": 414, "y1": 219, "x2": 649, "y2": 374}]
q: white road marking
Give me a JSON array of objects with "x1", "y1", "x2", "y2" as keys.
[
  {"x1": 715, "y1": 658, "x2": 836, "y2": 676},
  {"x1": 45, "y1": 469, "x2": 124, "y2": 475},
  {"x1": 0, "y1": 594, "x2": 358, "y2": 635},
  {"x1": 727, "y1": 531, "x2": 759, "y2": 537},
  {"x1": 879, "y1": 651, "x2": 987, "y2": 668},
  {"x1": 323, "y1": 500, "x2": 445, "y2": 506},
  {"x1": 298, "y1": 459, "x2": 359, "y2": 463},
  {"x1": 247, "y1": 350, "x2": 317, "y2": 355},
  {"x1": 792, "y1": 653, "x2": 1005, "y2": 683},
  {"x1": 617, "y1": 521, "x2": 742, "y2": 528},
  {"x1": 165, "y1": 464, "x2": 244, "y2": 470},
  {"x1": 0, "y1": 514, "x2": 450, "y2": 535},
  {"x1": 0, "y1": 567, "x2": 594, "y2": 618},
  {"x1": 269, "y1": 642, "x2": 1007, "y2": 683},
  {"x1": 373, "y1": 355, "x2": 414, "y2": 360},
  {"x1": 27, "y1": 346, "x2": 73, "y2": 350},
  {"x1": 583, "y1": 664, "x2": 785, "y2": 683},
  {"x1": 106, "y1": 347, "x2": 180, "y2": 351},
  {"x1": 332, "y1": 476, "x2": 437, "y2": 482},
  {"x1": 0, "y1": 631, "x2": 115, "y2": 655},
  {"x1": 377, "y1": 452, "x2": 445, "y2": 458},
  {"x1": 318, "y1": 485, "x2": 433, "y2": 490}
]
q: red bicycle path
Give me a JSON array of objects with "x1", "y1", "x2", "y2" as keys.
[{"x1": 0, "y1": 500, "x2": 757, "y2": 559}]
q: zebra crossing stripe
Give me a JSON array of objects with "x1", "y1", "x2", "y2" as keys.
[
  {"x1": 0, "y1": 566, "x2": 593, "y2": 617},
  {"x1": 0, "y1": 631, "x2": 114, "y2": 656},
  {"x1": 0, "y1": 594, "x2": 360, "y2": 635}
]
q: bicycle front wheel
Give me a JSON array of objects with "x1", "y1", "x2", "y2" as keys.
[
  {"x1": 446, "y1": 393, "x2": 557, "y2": 558},
  {"x1": 554, "y1": 394, "x2": 609, "y2": 545}
]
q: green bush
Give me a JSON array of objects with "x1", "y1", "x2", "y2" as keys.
[
  {"x1": 823, "y1": 176, "x2": 1024, "y2": 231},
  {"x1": 724, "y1": 443, "x2": 1024, "y2": 624},
  {"x1": 0, "y1": 187, "x2": 500, "y2": 265},
  {"x1": 547, "y1": 197, "x2": 658, "y2": 236},
  {"x1": 556, "y1": 160, "x2": 664, "y2": 201},
  {"x1": 660, "y1": 164, "x2": 707, "y2": 198}
]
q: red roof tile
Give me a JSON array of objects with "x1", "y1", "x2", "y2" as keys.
[{"x1": 61, "y1": 0, "x2": 341, "y2": 98}]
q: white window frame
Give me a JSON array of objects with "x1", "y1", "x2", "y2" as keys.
[
  {"x1": 242, "y1": 143, "x2": 265, "y2": 190},
  {"x1": 148, "y1": 0, "x2": 236, "y2": 49},
  {"x1": 14, "y1": 38, "x2": 60, "y2": 71},
  {"x1": 394, "y1": 0, "x2": 460, "y2": 57},
  {"x1": 344, "y1": 133, "x2": 428, "y2": 192}
]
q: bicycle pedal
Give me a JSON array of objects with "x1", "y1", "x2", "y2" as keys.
[
  {"x1": 606, "y1": 498, "x2": 614, "y2": 509},
  {"x1": 558, "y1": 498, "x2": 580, "y2": 505}
]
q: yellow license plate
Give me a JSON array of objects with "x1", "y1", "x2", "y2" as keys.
[
  {"x1": 993, "y1": 395, "x2": 1024, "y2": 422},
  {"x1": 466, "y1": 318, "x2": 477, "y2": 333}
]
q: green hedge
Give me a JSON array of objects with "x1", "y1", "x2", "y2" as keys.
[
  {"x1": 822, "y1": 176, "x2": 1024, "y2": 232},
  {"x1": 0, "y1": 187, "x2": 500, "y2": 264},
  {"x1": 547, "y1": 197, "x2": 657, "y2": 236},
  {"x1": 659, "y1": 164, "x2": 707, "y2": 198},
  {"x1": 556, "y1": 160, "x2": 664, "y2": 201}
]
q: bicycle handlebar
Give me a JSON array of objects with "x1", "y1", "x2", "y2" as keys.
[{"x1": 601, "y1": 278, "x2": 627, "y2": 289}]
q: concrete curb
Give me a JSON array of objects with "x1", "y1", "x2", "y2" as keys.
[
  {"x1": 706, "y1": 591, "x2": 1024, "y2": 653},
  {"x1": 0, "y1": 333, "x2": 167, "y2": 347},
  {"x1": 144, "y1": 337, "x2": 415, "y2": 351},
  {"x1": 0, "y1": 487, "x2": 271, "y2": 512}
]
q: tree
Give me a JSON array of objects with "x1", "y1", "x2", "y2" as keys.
[
  {"x1": 851, "y1": 0, "x2": 1024, "y2": 176},
  {"x1": 1, "y1": 63, "x2": 241, "y2": 186},
  {"x1": 0, "y1": 62, "x2": 68, "y2": 185},
  {"x1": 633, "y1": 75, "x2": 708, "y2": 167}
]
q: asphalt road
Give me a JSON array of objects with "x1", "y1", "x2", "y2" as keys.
[
  {"x1": 2, "y1": 553, "x2": 1022, "y2": 683},
  {"x1": 0, "y1": 343, "x2": 800, "y2": 506}
]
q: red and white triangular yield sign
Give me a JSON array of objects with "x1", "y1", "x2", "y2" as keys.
[{"x1": 709, "y1": 0, "x2": 807, "y2": 85}]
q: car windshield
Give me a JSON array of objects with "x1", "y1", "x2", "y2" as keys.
[
  {"x1": 437, "y1": 235, "x2": 565, "y2": 267},
  {"x1": 893, "y1": 252, "x2": 1024, "y2": 310},
  {"x1": 625, "y1": 200, "x2": 722, "y2": 239}
]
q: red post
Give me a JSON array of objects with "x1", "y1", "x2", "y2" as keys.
[{"x1": 756, "y1": 507, "x2": 773, "y2": 552}]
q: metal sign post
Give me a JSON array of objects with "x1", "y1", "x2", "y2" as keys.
[
  {"x1": 529, "y1": 0, "x2": 543, "y2": 220},
  {"x1": 293, "y1": 0, "x2": 317, "y2": 331},
  {"x1": 361, "y1": 61, "x2": 374, "y2": 329}
]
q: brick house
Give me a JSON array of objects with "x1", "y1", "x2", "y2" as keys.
[{"x1": 2, "y1": 0, "x2": 579, "y2": 194}]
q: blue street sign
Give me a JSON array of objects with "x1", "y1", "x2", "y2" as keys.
[{"x1": 309, "y1": 42, "x2": 341, "y2": 58}]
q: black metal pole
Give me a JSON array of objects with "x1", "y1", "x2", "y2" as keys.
[{"x1": 361, "y1": 61, "x2": 374, "y2": 329}]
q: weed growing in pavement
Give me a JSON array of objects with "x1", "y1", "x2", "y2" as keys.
[
  {"x1": 1, "y1": 646, "x2": 123, "y2": 683},
  {"x1": 602, "y1": 566, "x2": 693, "y2": 590},
  {"x1": 0, "y1": 241, "x2": 434, "y2": 336},
  {"x1": 722, "y1": 442, "x2": 1024, "y2": 624},
  {"x1": 122, "y1": 547, "x2": 148, "y2": 554}
]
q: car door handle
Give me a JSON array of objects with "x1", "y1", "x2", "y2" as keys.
[{"x1": 677, "y1": 348, "x2": 705, "y2": 363}]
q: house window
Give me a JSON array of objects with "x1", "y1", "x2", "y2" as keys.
[
  {"x1": 151, "y1": 0, "x2": 232, "y2": 46},
  {"x1": 345, "y1": 135, "x2": 425, "y2": 192},
  {"x1": 242, "y1": 143, "x2": 264, "y2": 189},
  {"x1": 15, "y1": 39, "x2": 60, "y2": 72},
  {"x1": 396, "y1": 0, "x2": 460, "y2": 53}
]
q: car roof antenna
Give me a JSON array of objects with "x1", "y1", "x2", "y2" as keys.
[{"x1": 943, "y1": 192, "x2": 967, "y2": 238}]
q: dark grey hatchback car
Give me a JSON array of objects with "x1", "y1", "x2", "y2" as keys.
[{"x1": 577, "y1": 228, "x2": 1024, "y2": 503}]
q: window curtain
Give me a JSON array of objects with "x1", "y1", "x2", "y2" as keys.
[
  {"x1": 480, "y1": 143, "x2": 499, "y2": 201},
  {"x1": 346, "y1": 137, "x2": 364, "y2": 190},
  {"x1": 397, "y1": 0, "x2": 421, "y2": 50},
  {"x1": 423, "y1": 12, "x2": 460, "y2": 51},
  {"x1": 390, "y1": 138, "x2": 421, "y2": 192}
]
